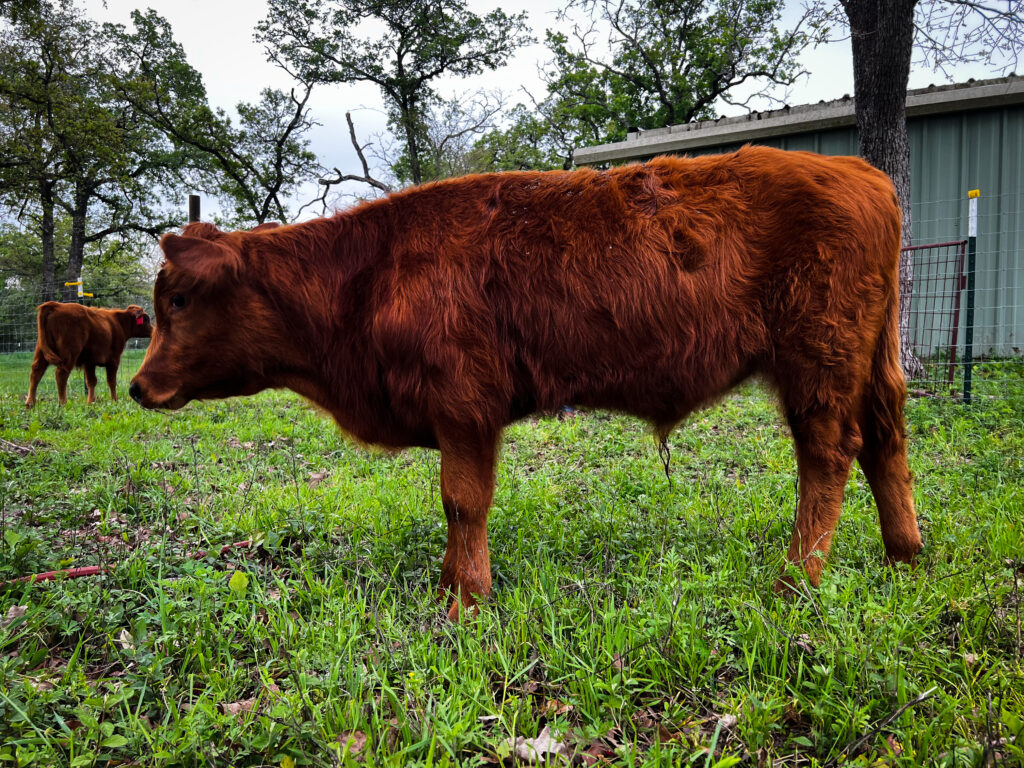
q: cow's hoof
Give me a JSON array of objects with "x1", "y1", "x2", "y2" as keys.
[
  {"x1": 772, "y1": 575, "x2": 802, "y2": 597},
  {"x1": 446, "y1": 597, "x2": 481, "y2": 622}
]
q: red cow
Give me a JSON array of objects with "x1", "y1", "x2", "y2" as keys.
[
  {"x1": 131, "y1": 146, "x2": 922, "y2": 618},
  {"x1": 26, "y1": 302, "x2": 153, "y2": 407}
]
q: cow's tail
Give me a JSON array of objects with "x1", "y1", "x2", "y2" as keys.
[
  {"x1": 35, "y1": 302, "x2": 64, "y2": 365},
  {"x1": 864, "y1": 283, "x2": 907, "y2": 456}
]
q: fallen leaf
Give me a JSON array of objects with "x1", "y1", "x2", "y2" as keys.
[
  {"x1": 338, "y1": 730, "x2": 367, "y2": 759},
  {"x1": 542, "y1": 699, "x2": 573, "y2": 717},
  {"x1": 221, "y1": 698, "x2": 258, "y2": 716},
  {"x1": 508, "y1": 725, "x2": 571, "y2": 764},
  {"x1": 580, "y1": 740, "x2": 616, "y2": 766},
  {"x1": 2, "y1": 605, "x2": 27, "y2": 628},
  {"x1": 28, "y1": 677, "x2": 55, "y2": 691},
  {"x1": 886, "y1": 734, "x2": 904, "y2": 756},
  {"x1": 718, "y1": 713, "x2": 738, "y2": 730},
  {"x1": 116, "y1": 629, "x2": 134, "y2": 651},
  {"x1": 632, "y1": 708, "x2": 658, "y2": 729}
]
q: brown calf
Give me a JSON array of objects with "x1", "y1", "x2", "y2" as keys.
[
  {"x1": 131, "y1": 146, "x2": 922, "y2": 617},
  {"x1": 26, "y1": 302, "x2": 153, "y2": 407}
]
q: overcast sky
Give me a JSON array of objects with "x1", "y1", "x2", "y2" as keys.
[{"x1": 87, "y1": 0, "x2": 1009, "y2": 219}]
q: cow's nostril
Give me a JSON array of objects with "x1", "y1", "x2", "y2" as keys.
[{"x1": 129, "y1": 381, "x2": 142, "y2": 404}]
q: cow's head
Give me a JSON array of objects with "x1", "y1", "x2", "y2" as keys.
[
  {"x1": 126, "y1": 305, "x2": 153, "y2": 337},
  {"x1": 129, "y1": 228, "x2": 287, "y2": 410}
]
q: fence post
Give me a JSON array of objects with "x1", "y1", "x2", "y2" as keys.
[
  {"x1": 188, "y1": 194, "x2": 201, "y2": 224},
  {"x1": 963, "y1": 189, "x2": 979, "y2": 404}
]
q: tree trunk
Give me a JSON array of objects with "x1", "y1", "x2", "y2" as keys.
[
  {"x1": 39, "y1": 178, "x2": 57, "y2": 302},
  {"x1": 61, "y1": 181, "x2": 89, "y2": 302},
  {"x1": 843, "y1": 0, "x2": 923, "y2": 379}
]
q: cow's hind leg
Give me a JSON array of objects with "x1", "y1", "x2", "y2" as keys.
[
  {"x1": 54, "y1": 367, "x2": 72, "y2": 406},
  {"x1": 858, "y1": 378, "x2": 922, "y2": 566},
  {"x1": 26, "y1": 350, "x2": 48, "y2": 408},
  {"x1": 106, "y1": 364, "x2": 118, "y2": 401},
  {"x1": 436, "y1": 426, "x2": 499, "y2": 620},
  {"x1": 84, "y1": 365, "x2": 98, "y2": 404},
  {"x1": 779, "y1": 406, "x2": 862, "y2": 591}
]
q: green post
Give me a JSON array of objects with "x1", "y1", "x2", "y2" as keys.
[{"x1": 963, "y1": 189, "x2": 978, "y2": 404}]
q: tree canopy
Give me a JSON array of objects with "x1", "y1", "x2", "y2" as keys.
[{"x1": 257, "y1": 0, "x2": 532, "y2": 185}]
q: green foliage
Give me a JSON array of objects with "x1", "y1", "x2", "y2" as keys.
[
  {"x1": 0, "y1": 0, "x2": 190, "y2": 302},
  {"x1": 107, "y1": 10, "x2": 321, "y2": 226},
  {"x1": 481, "y1": 0, "x2": 819, "y2": 166},
  {"x1": 474, "y1": 104, "x2": 572, "y2": 172},
  {"x1": 1, "y1": 361, "x2": 1022, "y2": 765},
  {"x1": 258, "y1": 0, "x2": 532, "y2": 185}
]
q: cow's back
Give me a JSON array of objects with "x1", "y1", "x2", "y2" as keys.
[{"x1": 369, "y1": 146, "x2": 900, "y2": 431}]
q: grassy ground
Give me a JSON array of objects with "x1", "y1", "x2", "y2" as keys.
[{"x1": 0, "y1": 356, "x2": 1021, "y2": 767}]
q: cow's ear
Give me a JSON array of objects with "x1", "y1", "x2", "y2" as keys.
[{"x1": 161, "y1": 234, "x2": 242, "y2": 283}]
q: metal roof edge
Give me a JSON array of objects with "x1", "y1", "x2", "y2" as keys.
[{"x1": 573, "y1": 76, "x2": 1024, "y2": 165}]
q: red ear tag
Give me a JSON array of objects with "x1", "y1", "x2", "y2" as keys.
[{"x1": 136, "y1": 316, "x2": 144, "y2": 325}]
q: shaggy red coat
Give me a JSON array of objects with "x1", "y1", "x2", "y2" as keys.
[
  {"x1": 26, "y1": 302, "x2": 153, "y2": 407},
  {"x1": 131, "y1": 146, "x2": 922, "y2": 617}
]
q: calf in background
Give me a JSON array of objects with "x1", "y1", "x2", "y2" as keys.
[{"x1": 26, "y1": 302, "x2": 153, "y2": 407}]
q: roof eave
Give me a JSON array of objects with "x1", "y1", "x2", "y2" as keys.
[{"x1": 573, "y1": 77, "x2": 1024, "y2": 166}]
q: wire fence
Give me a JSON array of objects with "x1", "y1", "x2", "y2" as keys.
[
  {"x1": 906, "y1": 189, "x2": 1022, "y2": 400},
  {"x1": 904, "y1": 240, "x2": 968, "y2": 396}
]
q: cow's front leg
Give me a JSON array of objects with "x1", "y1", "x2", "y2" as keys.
[
  {"x1": 84, "y1": 365, "x2": 98, "y2": 403},
  {"x1": 436, "y1": 427, "x2": 499, "y2": 620}
]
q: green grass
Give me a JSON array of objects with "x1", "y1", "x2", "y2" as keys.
[{"x1": 0, "y1": 356, "x2": 1022, "y2": 767}]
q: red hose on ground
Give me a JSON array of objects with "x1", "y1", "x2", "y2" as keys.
[{"x1": 0, "y1": 540, "x2": 253, "y2": 587}]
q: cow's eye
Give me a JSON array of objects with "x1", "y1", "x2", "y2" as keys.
[{"x1": 170, "y1": 294, "x2": 187, "y2": 310}]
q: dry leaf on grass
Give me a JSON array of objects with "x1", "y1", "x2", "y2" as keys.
[
  {"x1": 580, "y1": 743, "x2": 616, "y2": 766},
  {"x1": 718, "y1": 713, "x2": 738, "y2": 730},
  {"x1": 541, "y1": 699, "x2": 573, "y2": 717},
  {"x1": 2, "y1": 605, "x2": 27, "y2": 628},
  {"x1": 221, "y1": 697, "x2": 258, "y2": 716},
  {"x1": 338, "y1": 730, "x2": 367, "y2": 759},
  {"x1": 507, "y1": 725, "x2": 571, "y2": 764},
  {"x1": 886, "y1": 734, "x2": 904, "y2": 756}
]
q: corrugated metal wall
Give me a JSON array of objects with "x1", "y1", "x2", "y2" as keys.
[{"x1": 676, "y1": 105, "x2": 1024, "y2": 356}]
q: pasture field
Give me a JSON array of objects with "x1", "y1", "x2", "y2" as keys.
[{"x1": 0, "y1": 356, "x2": 1021, "y2": 767}]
